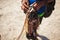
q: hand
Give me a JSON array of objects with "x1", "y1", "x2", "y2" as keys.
[
  {"x1": 21, "y1": 0, "x2": 29, "y2": 13},
  {"x1": 33, "y1": 1, "x2": 45, "y2": 11}
]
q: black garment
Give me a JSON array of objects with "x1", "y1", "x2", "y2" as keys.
[{"x1": 44, "y1": 0, "x2": 55, "y2": 18}]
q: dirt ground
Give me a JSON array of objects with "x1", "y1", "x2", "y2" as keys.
[{"x1": 0, "y1": 0, "x2": 60, "y2": 40}]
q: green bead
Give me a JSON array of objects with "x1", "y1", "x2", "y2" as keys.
[{"x1": 38, "y1": 12, "x2": 44, "y2": 17}]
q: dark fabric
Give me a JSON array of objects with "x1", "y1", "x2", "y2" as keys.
[
  {"x1": 39, "y1": 16, "x2": 43, "y2": 24},
  {"x1": 44, "y1": 0, "x2": 55, "y2": 18}
]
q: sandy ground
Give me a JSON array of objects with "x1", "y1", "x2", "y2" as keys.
[{"x1": 0, "y1": 0, "x2": 60, "y2": 40}]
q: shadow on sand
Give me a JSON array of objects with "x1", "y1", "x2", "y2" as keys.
[{"x1": 37, "y1": 34, "x2": 49, "y2": 40}]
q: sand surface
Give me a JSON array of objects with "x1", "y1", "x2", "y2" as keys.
[{"x1": 0, "y1": 0, "x2": 60, "y2": 40}]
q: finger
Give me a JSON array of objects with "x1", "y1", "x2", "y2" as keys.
[
  {"x1": 26, "y1": 1, "x2": 29, "y2": 6},
  {"x1": 33, "y1": 2, "x2": 37, "y2": 7},
  {"x1": 23, "y1": 3, "x2": 29, "y2": 9},
  {"x1": 21, "y1": 5, "x2": 28, "y2": 12},
  {"x1": 21, "y1": 5, "x2": 28, "y2": 10}
]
